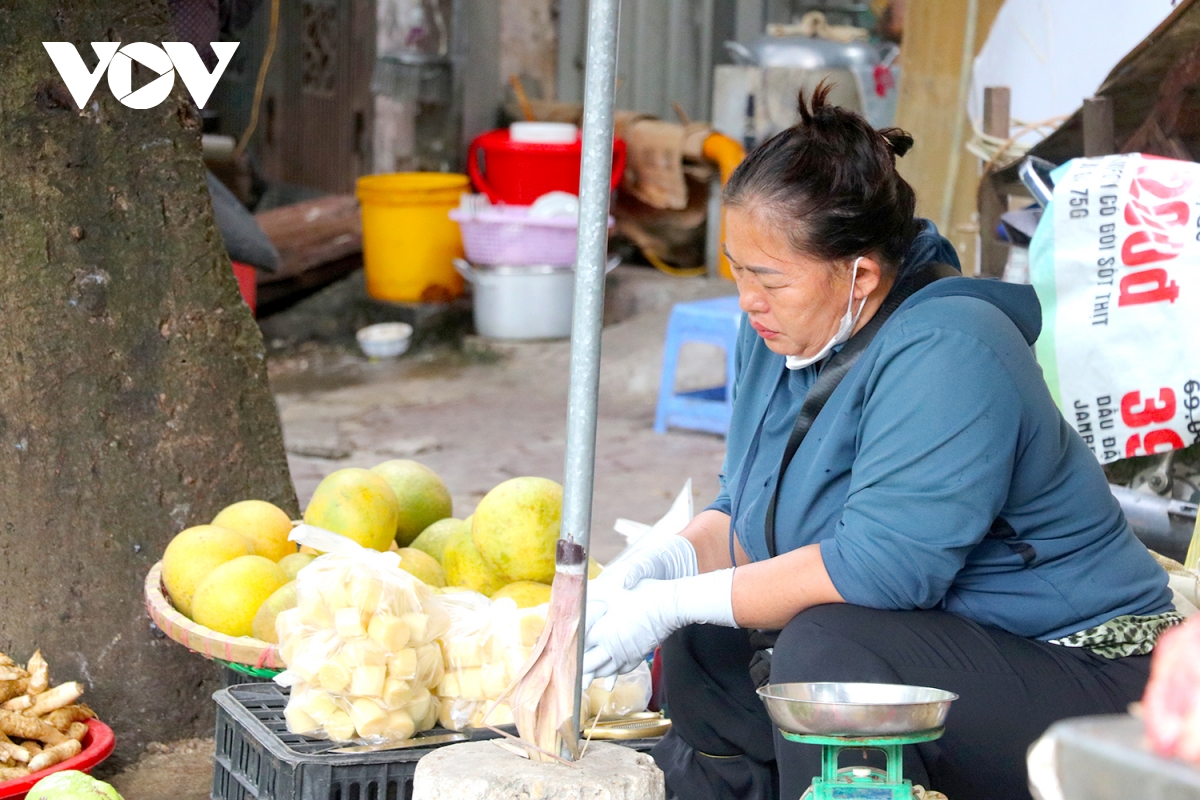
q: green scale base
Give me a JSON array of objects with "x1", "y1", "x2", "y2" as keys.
[{"x1": 780, "y1": 727, "x2": 944, "y2": 800}]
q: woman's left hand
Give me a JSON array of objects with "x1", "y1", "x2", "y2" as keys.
[{"x1": 583, "y1": 570, "x2": 737, "y2": 683}]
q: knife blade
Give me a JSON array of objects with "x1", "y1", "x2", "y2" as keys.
[{"x1": 331, "y1": 733, "x2": 468, "y2": 753}]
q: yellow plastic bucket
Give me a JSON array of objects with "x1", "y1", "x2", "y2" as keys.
[{"x1": 356, "y1": 173, "x2": 470, "y2": 303}]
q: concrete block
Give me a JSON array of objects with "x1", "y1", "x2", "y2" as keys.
[{"x1": 413, "y1": 740, "x2": 665, "y2": 800}]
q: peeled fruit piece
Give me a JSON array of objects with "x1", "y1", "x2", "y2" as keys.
[
  {"x1": 388, "y1": 649, "x2": 418, "y2": 680},
  {"x1": 252, "y1": 581, "x2": 298, "y2": 643},
  {"x1": 303, "y1": 468, "x2": 400, "y2": 552},
  {"x1": 163, "y1": 525, "x2": 254, "y2": 618},
  {"x1": 491, "y1": 581, "x2": 552, "y2": 609},
  {"x1": 369, "y1": 460, "x2": 454, "y2": 546},
  {"x1": 325, "y1": 710, "x2": 356, "y2": 741},
  {"x1": 410, "y1": 518, "x2": 467, "y2": 563},
  {"x1": 318, "y1": 662, "x2": 352, "y2": 693},
  {"x1": 279, "y1": 552, "x2": 317, "y2": 580},
  {"x1": 369, "y1": 615, "x2": 411, "y2": 650},
  {"x1": 284, "y1": 706, "x2": 319, "y2": 735},
  {"x1": 442, "y1": 529, "x2": 506, "y2": 596},
  {"x1": 589, "y1": 558, "x2": 603, "y2": 579},
  {"x1": 472, "y1": 477, "x2": 562, "y2": 584},
  {"x1": 351, "y1": 698, "x2": 389, "y2": 737},
  {"x1": 395, "y1": 547, "x2": 446, "y2": 587},
  {"x1": 212, "y1": 499, "x2": 297, "y2": 562},
  {"x1": 387, "y1": 709, "x2": 416, "y2": 740},
  {"x1": 191, "y1": 555, "x2": 289, "y2": 637},
  {"x1": 351, "y1": 666, "x2": 388, "y2": 696}
]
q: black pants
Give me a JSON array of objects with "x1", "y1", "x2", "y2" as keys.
[{"x1": 651, "y1": 604, "x2": 1151, "y2": 800}]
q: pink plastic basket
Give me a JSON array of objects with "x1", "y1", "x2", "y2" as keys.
[{"x1": 450, "y1": 206, "x2": 583, "y2": 266}]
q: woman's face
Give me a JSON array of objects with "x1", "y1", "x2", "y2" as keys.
[{"x1": 725, "y1": 206, "x2": 885, "y2": 359}]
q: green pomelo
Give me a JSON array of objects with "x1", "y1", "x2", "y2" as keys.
[
  {"x1": 442, "y1": 529, "x2": 506, "y2": 596},
  {"x1": 369, "y1": 460, "x2": 454, "y2": 546},
  {"x1": 410, "y1": 517, "x2": 467, "y2": 563},
  {"x1": 472, "y1": 477, "x2": 562, "y2": 584},
  {"x1": 396, "y1": 547, "x2": 447, "y2": 587},
  {"x1": 303, "y1": 468, "x2": 400, "y2": 552},
  {"x1": 252, "y1": 581, "x2": 298, "y2": 643}
]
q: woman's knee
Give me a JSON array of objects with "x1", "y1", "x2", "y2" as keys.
[{"x1": 769, "y1": 604, "x2": 901, "y2": 685}]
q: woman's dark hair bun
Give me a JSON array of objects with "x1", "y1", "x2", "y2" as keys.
[
  {"x1": 724, "y1": 79, "x2": 922, "y2": 272},
  {"x1": 795, "y1": 82, "x2": 840, "y2": 126},
  {"x1": 879, "y1": 128, "x2": 914, "y2": 158}
]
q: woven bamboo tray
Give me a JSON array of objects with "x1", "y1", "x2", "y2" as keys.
[{"x1": 144, "y1": 561, "x2": 285, "y2": 671}]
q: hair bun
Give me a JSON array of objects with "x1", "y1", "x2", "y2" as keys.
[
  {"x1": 879, "y1": 128, "x2": 914, "y2": 158},
  {"x1": 795, "y1": 82, "x2": 839, "y2": 126}
]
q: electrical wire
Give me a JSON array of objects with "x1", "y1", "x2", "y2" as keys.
[{"x1": 235, "y1": 0, "x2": 281, "y2": 159}]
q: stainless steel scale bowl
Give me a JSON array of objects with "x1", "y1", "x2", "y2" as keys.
[
  {"x1": 757, "y1": 682, "x2": 957, "y2": 737},
  {"x1": 758, "y1": 682, "x2": 958, "y2": 800}
]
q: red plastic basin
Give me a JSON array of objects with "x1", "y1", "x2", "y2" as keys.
[{"x1": 0, "y1": 720, "x2": 116, "y2": 800}]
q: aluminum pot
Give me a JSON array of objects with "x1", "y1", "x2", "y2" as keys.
[
  {"x1": 453, "y1": 258, "x2": 619, "y2": 341},
  {"x1": 724, "y1": 36, "x2": 882, "y2": 70}
]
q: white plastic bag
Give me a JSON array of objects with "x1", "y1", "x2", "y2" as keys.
[
  {"x1": 1030, "y1": 154, "x2": 1200, "y2": 463},
  {"x1": 276, "y1": 525, "x2": 449, "y2": 742}
]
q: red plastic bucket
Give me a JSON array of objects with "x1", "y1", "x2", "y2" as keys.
[{"x1": 467, "y1": 129, "x2": 627, "y2": 205}]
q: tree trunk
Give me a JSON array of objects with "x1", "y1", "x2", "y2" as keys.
[{"x1": 0, "y1": 0, "x2": 298, "y2": 767}]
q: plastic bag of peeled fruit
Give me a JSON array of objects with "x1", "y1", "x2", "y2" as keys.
[
  {"x1": 585, "y1": 661, "x2": 652, "y2": 719},
  {"x1": 275, "y1": 524, "x2": 449, "y2": 742},
  {"x1": 433, "y1": 590, "x2": 547, "y2": 731}
]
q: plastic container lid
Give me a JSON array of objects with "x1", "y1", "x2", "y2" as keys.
[{"x1": 509, "y1": 122, "x2": 579, "y2": 144}]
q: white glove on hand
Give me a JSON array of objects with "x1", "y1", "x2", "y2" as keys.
[
  {"x1": 591, "y1": 535, "x2": 700, "y2": 601},
  {"x1": 620, "y1": 535, "x2": 699, "y2": 587},
  {"x1": 582, "y1": 569, "x2": 736, "y2": 683}
]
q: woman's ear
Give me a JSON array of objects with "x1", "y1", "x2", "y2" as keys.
[{"x1": 852, "y1": 256, "x2": 885, "y2": 300}]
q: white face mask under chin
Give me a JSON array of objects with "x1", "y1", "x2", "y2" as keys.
[{"x1": 785, "y1": 256, "x2": 868, "y2": 370}]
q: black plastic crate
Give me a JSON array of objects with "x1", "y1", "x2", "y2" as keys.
[
  {"x1": 213, "y1": 682, "x2": 661, "y2": 800},
  {"x1": 213, "y1": 683, "x2": 457, "y2": 800}
]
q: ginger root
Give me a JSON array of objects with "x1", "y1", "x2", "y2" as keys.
[
  {"x1": 44, "y1": 705, "x2": 96, "y2": 732},
  {"x1": 25, "y1": 652, "x2": 48, "y2": 696},
  {"x1": 1, "y1": 696, "x2": 32, "y2": 713},
  {"x1": 28, "y1": 683, "x2": 83, "y2": 718},
  {"x1": 0, "y1": 679, "x2": 30, "y2": 706},
  {"x1": 0, "y1": 650, "x2": 99, "y2": 780},
  {"x1": 0, "y1": 741, "x2": 28, "y2": 764},
  {"x1": 0, "y1": 711, "x2": 65, "y2": 745},
  {"x1": 28, "y1": 739, "x2": 81, "y2": 772},
  {"x1": 0, "y1": 668, "x2": 26, "y2": 684}
]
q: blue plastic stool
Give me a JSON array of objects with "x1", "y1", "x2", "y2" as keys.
[{"x1": 654, "y1": 295, "x2": 743, "y2": 435}]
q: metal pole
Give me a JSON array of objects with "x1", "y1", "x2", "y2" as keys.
[{"x1": 562, "y1": 0, "x2": 621, "y2": 746}]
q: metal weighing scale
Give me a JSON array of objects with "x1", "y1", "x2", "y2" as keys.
[{"x1": 758, "y1": 682, "x2": 958, "y2": 799}]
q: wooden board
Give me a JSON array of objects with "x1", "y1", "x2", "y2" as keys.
[
  {"x1": 256, "y1": 195, "x2": 362, "y2": 285},
  {"x1": 892, "y1": 0, "x2": 1006, "y2": 273}
]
